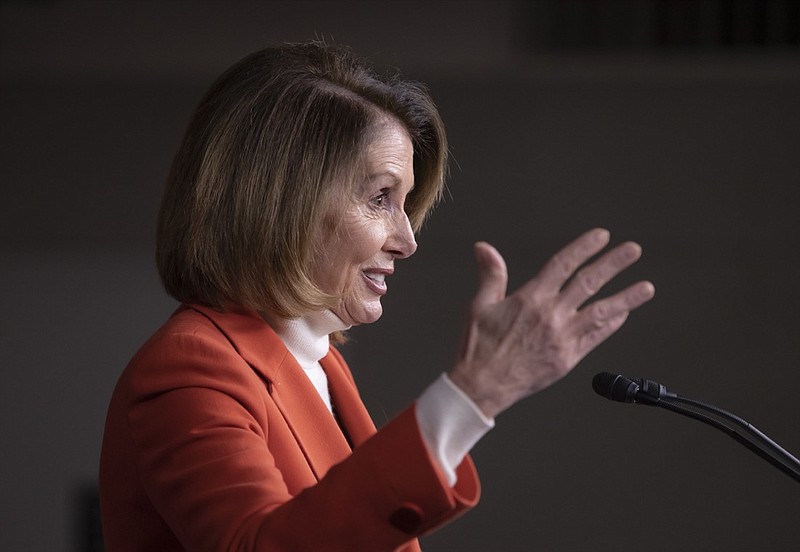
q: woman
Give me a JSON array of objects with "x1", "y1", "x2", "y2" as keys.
[{"x1": 99, "y1": 41, "x2": 654, "y2": 551}]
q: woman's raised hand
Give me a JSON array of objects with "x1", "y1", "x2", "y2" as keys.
[{"x1": 448, "y1": 228, "x2": 655, "y2": 419}]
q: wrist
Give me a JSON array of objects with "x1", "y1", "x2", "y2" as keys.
[{"x1": 447, "y1": 367, "x2": 504, "y2": 419}]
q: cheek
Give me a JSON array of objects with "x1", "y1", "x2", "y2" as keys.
[
  {"x1": 316, "y1": 217, "x2": 386, "y2": 288},
  {"x1": 336, "y1": 209, "x2": 386, "y2": 262},
  {"x1": 347, "y1": 222, "x2": 386, "y2": 263}
]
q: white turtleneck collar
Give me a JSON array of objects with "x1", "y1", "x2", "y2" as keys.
[{"x1": 262, "y1": 309, "x2": 351, "y2": 413}]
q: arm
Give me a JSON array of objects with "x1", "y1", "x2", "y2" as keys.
[
  {"x1": 123, "y1": 330, "x2": 477, "y2": 552},
  {"x1": 415, "y1": 229, "x2": 653, "y2": 487}
]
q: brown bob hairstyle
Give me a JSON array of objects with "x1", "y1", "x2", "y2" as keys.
[{"x1": 157, "y1": 41, "x2": 447, "y2": 319}]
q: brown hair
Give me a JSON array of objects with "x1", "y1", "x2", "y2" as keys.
[{"x1": 156, "y1": 41, "x2": 447, "y2": 318}]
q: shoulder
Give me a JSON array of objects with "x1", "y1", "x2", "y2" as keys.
[
  {"x1": 120, "y1": 304, "x2": 270, "y2": 399},
  {"x1": 134, "y1": 305, "x2": 239, "y2": 366}
]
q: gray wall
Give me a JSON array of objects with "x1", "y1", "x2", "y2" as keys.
[{"x1": 2, "y1": 2, "x2": 799, "y2": 550}]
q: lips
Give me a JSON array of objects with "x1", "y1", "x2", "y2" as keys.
[{"x1": 362, "y1": 269, "x2": 391, "y2": 294}]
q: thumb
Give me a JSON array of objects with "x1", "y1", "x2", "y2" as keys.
[{"x1": 472, "y1": 241, "x2": 508, "y2": 310}]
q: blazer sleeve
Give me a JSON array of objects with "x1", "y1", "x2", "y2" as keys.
[{"x1": 113, "y1": 324, "x2": 480, "y2": 551}]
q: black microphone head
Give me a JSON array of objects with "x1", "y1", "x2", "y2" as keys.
[{"x1": 592, "y1": 372, "x2": 639, "y2": 403}]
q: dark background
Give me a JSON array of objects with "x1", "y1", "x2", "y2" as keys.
[{"x1": 2, "y1": 1, "x2": 799, "y2": 550}]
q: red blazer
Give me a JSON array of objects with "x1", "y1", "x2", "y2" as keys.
[{"x1": 99, "y1": 304, "x2": 480, "y2": 551}]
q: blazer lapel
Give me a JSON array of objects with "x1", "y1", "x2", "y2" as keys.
[
  {"x1": 187, "y1": 304, "x2": 353, "y2": 480},
  {"x1": 321, "y1": 350, "x2": 377, "y2": 448},
  {"x1": 267, "y1": 352, "x2": 353, "y2": 479}
]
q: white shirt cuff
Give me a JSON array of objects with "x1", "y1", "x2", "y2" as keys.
[{"x1": 416, "y1": 373, "x2": 495, "y2": 486}]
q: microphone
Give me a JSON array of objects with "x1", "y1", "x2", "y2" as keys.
[
  {"x1": 592, "y1": 372, "x2": 800, "y2": 484},
  {"x1": 591, "y1": 372, "x2": 675, "y2": 404}
]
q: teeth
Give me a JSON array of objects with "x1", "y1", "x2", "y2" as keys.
[{"x1": 366, "y1": 272, "x2": 385, "y2": 283}]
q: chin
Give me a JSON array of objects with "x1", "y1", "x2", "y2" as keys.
[
  {"x1": 353, "y1": 310, "x2": 383, "y2": 326},
  {"x1": 340, "y1": 301, "x2": 383, "y2": 326},
  {"x1": 361, "y1": 312, "x2": 383, "y2": 325}
]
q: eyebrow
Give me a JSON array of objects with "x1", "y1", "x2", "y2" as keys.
[
  {"x1": 368, "y1": 170, "x2": 401, "y2": 183},
  {"x1": 363, "y1": 168, "x2": 416, "y2": 196}
]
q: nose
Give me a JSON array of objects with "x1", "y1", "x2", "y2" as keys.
[{"x1": 384, "y1": 211, "x2": 417, "y2": 259}]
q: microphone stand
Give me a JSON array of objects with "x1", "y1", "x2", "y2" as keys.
[{"x1": 640, "y1": 391, "x2": 800, "y2": 484}]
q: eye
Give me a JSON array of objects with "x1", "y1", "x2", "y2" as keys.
[{"x1": 372, "y1": 189, "x2": 390, "y2": 207}]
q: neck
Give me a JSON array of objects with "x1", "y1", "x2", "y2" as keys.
[{"x1": 263, "y1": 309, "x2": 350, "y2": 365}]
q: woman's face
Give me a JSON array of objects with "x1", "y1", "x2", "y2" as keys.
[{"x1": 313, "y1": 118, "x2": 417, "y2": 326}]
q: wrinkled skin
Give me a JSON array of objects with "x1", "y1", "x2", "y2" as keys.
[
  {"x1": 314, "y1": 118, "x2": 417, "y2": 326},
  {"x1": 449, "y1": 229, "x2": 655, "y2": 419}
]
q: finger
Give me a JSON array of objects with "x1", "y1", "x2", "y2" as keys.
[
  {"x1": 573, "y1": 280, "x2": 655, "y2": 336},
  {"x1": 572, "y1": 281, "x2": 654, "y2": 360},
  {"x1": 559, "y1": 241, "x2": 643, "y2": 311},
  {"x1": 471, "y1": 241, "x2": 508, "y2": 311},
  {"x1": 523, "y1": 228, "x2": 610, "y2": 296},
  {"x1": 575, "y1": 311, "x2": 631, "y2": 362}
]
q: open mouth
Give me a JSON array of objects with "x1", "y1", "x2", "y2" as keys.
[{"x1": 363, "y1": 271, "x2": 388, "y2": 293}]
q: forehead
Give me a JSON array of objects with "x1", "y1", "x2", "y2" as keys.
[{"x1": 364, "y1": 117, "x2": 413, "y2": 172}]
